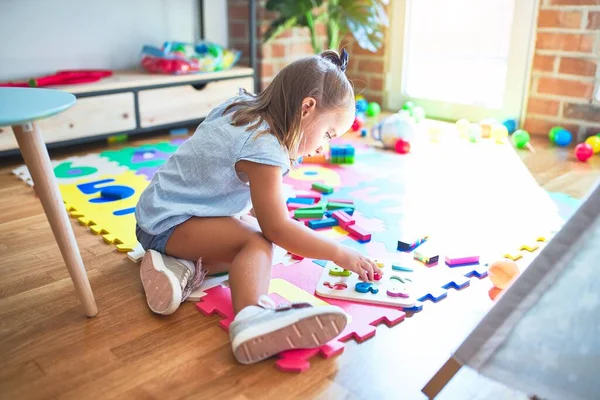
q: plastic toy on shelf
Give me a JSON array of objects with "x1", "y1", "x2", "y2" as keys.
[{"x1": 140, "y1": 41, "x2": 241, "y2": 75}]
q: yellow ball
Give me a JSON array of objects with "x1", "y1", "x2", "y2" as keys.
[
  {"x1": 355, "y1": 95, "x2": 365, "y2": 102},
  {"x1": 456, "y1": 119, "x2": 470, "y2": 138},
  {"x1": 491, "y1": 124, "x2": 509, "y2": 144},
  {"x1": 488, "y1": 259, "x2": 520, "y2": 289},
  {"x1": 585, "y1": 136, "x2": 600, "y2": 154}
]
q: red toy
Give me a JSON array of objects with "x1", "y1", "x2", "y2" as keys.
[
  {"x1": 394, "y1": 139, "x2": 411, "y2": 154},
  {"x1": 0, "y1": 70, "x2": 112, "y2": 88},
  {"x1": 574, "y1": 143, "x2": 593, "y2": 162}
]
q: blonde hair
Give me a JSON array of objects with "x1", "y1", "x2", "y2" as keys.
[{"x1": 224, "y1": 49, "x2": 354, "y2": 159}]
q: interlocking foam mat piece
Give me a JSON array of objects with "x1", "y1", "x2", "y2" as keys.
[{"x1": 12, "y1": 136, "x2": 579, "y2": 372}]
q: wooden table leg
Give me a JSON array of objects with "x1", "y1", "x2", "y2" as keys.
[
  {"x1": 12, "y1": 122, "x2": 98, "y2": 317},
  {"x1": 422, "y1": 356, "x2": 462, "y2": 399}
]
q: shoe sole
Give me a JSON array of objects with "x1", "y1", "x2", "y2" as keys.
[
  {"x1": 140, "y1": 250, "x2": 181, "y2": 315},
  {"x1": 232, "y1": 308, "x2": 347, "y2": 365}
]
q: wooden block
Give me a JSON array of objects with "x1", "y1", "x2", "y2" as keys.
[
  {"x1": 294, "y1": 209, "x2": 324, "y2": 219},
  {"x1": 307, "y1": 218, "x2": 338, "y2": 230},
  {"x1": 332, "y1": 210, "x2": 355, "y2": 229},
  {"x1": 312, "y1": 182, "x2": 333, "y2": 194},
  {"x1": 346, "y1": 224, "x2": 371, "y2": 242},
  {"x1": 327, "y1": 202, "x2": 356, "y2": 211},
  {"x1": 286, "y1": 197, "x2": 314, "y2": 205}
]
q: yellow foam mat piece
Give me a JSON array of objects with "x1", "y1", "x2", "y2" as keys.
[{"x1": 60, "y1": 171, "x2": 149, "y2": 252}]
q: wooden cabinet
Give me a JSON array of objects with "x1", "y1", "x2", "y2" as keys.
[
  {"x1": 139, "y1": 77, "x2": 253, "y2": 128},
  {"x1": 0, "y1": 68, "x2": 255, "y2": 156}
]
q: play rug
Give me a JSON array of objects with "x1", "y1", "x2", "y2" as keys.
[{"x1": 12, "y1": 136, "x2": 568, "y2": 372}]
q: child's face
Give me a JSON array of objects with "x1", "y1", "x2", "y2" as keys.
[{"x1": 299, "y1": 97, "x2": 355, "y2": 157}]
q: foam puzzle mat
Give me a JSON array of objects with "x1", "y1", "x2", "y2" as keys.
[{"x1": 12, "y1": 133, "x2": 578, "y2": 372}]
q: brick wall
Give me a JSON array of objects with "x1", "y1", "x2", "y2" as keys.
[
  {"x1": 228, "y1": 0, "x2": 326, "y2": 90},
  {"x1": 341, "y1": 36, "x2": 388, "y2": 106},
  {"x1": 227, "y1": 0, "x2": 387, "y2": 105},
  {"x1": 524, "y1": 0, "x2": 600, "y2": 140}
]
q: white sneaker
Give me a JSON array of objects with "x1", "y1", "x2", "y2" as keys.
[
  {"x1": 229, "y1": 295, "x2": 348, "y2": 364},
  {"x1": 140, "y1": 250, "x2": 206, "y2": 315}
]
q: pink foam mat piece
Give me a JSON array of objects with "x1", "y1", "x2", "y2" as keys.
[{"x1": 196, "y1": 260, "x2": 405, "y2": 373}]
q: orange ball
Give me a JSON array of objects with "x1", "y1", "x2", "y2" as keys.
[{"x1": 488, "y1": 259, "x2": 520, "y2": 289}]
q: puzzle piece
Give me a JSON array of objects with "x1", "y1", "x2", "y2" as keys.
[
  {"x1": 13, "y1": 154, "x2": 127, "y2": 186},
  {"x1": 316, "y1": 260, "x2": 416, "y2": 308},
  {"x1": 197, "y1": 260, "x2": 405, "y2": 372},
  {"x1": 60, "y1": 171, "x2": 149, "y2": 252},
  {"x1": 100, "y1": 142, "x2": 178, "y2": 171}
]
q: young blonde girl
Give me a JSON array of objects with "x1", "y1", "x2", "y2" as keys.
[{"x1": 135, "y1": 49, "x2": 382, "y2": 365}]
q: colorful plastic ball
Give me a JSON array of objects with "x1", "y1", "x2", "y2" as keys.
[
  {"x1": 575, "y1": 143, "x2": 594, "y2": 162},
  {"x1": 553, "y1": 129, "x2": 572, "y2": 147},
  {"x1": 456, "y1": 119, "x2": 470, "y2": 138},
  {"x1": 411, "y1": 106, "x2": 425, "y2": 122},
  {"x1": 355, "y1": 95, "x2": 365, "y2": 102},
  {"x1": 548, "y1": 126, "x2": 563, "y2": 143},
  {"x1": 468, "y1": 123, "x2": 481, "y2": 142},
  {"x1": 351, "y1": 116, "x2": 363, "y2": 132},
  {"x1": 401, "y1": 101, "x2": 414, "y2": 112},
  {"x1": 502, "y1": 118, "x2": 517, "y2": 134},
  {"x1": 512, "y1": 129, "x2": 530, "y2": 149},
  {"x1": 584, "y1": 136, "x2": 600, "y2": 154},
  {"x1": 355, "y1": 98, "x2": 368, "y2": 113},
  {"x1": 489, "y1": 259, "x2": 520, "y2": 289},
  {"x1": 366, "y1": 102, "x2": 381, "y2": 117},
  {"x1": 394, "y1": 139, "x2": 411, "y2": 154},
  {"x1": 360, "y1": 128, "x2": 368, "y2": 137},
  {"x1": 491, "y1": 124, "x2": 509, "y2": 143}
]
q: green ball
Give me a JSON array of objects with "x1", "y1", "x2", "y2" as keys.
[
  {"x1": 512, "y1": 129, "x2": 530, "y2": 149},
  {"x1": 549, "y1": 126, "x2": 562, "y2": 142},
  {"x1": 366, "y1": 102, "x2": 381, "y2": 117},
  {"x1": 402, "y1": 101, "x2": 414, "y2": 112}
]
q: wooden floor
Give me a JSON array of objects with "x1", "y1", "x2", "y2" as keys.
[{"x1": 0, "y1": 133, "x2": 598, "y2": 400}]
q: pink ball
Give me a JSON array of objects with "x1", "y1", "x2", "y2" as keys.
[{"x1": 575, "y1": 143, "x2": 593, "y2": 162}]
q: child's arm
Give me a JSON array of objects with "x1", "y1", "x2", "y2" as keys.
[{"x1": 237, "y1": 161, "x2": 381, "y2": 281}]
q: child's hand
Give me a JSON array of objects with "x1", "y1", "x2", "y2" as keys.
[{"x1": 333, "y1": 245, "x2": 382, "y2": 281}]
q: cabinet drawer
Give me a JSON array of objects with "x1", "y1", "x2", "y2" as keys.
[
  {"x1": 138, "y1": 77, "x2": 254, "y2": 128},
  {"x1": 0, "y1": 92, "x2": 135, "y2": 152}
]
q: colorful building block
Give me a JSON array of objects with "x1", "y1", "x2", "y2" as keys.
[
  {"x1": 327, "y1": 202, "x2": 356, "y2": 211},
  {"x1": 286, "y1": 197, "x2": 314, "y2": 205},
  {"x1": 311, "y1": 182, "x2": 334, "y2": 194},
  {"x1": 296, "y1": 192, "x2": 322, "y2": 201},
  {"x1": 325, "y1": 207, "x2": 355, "y2": 217},
  {"x1": 294, "y1": 209, "x2": 325, "y2": 219},
  {"x1": 332, "y1": 210, "x2": 355, "y2": 229},
  {"x1": 397, "y1": 234, "x2": 429, "y2": 252},
  {"x1": 327, "y1": 198, "x2": 354, "y2": 204},
  {"x1": 346, "y1": 224, "x2": 371, "y2": 242},
  {"x1": 297, "y1": 201, "x2": 327, "y2": 211},
  {"x1": 414, "y1": 243, "x2": 439, "y2": 266},
  {"x1": 329, "y1": 144, "x2": 356, "y2": 165},
  {"x1": 444, "y1": 254, "x2": 480, "y2": 267},
  {"x1": 307, "y1": 218, "x2": 338, "y2": 230},
  {"x1": 287, "y1": 203, "x2": 305, "y2": 211}
]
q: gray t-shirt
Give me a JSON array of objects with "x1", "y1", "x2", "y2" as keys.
[{"x1": 136, "y1": 94, "x2": 290, "y2": 235}]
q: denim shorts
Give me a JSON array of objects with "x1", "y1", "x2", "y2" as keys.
[{"x1": 136, "y1": 224, "x2": 177, "y2": 254}]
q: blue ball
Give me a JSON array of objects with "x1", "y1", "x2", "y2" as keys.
[
  {"x1": 356, "y1": 99, "x2": 368, "y2": 113},
  {"x1": 502, "y1": 118, "x2": 517, "y2": 134},
  {"x1": 360, "y1": 128, "x2": 368, "y2": 137},
  {"x1": 554, "y1": 129, "x2": 572, "y2": 147}
]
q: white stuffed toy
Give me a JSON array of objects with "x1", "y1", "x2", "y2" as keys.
[{"x1": 371, "y1": 113, "x2": 416, "y2": 148}]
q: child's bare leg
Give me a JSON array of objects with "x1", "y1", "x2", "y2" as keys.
[
  {"x1": 164, "y1": 216, "x2": 273, "y2": 313},
  {"x1": 160, "y1": 216, "x2": 347, "y2": 365}
]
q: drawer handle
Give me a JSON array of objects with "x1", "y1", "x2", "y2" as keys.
[
  {"x1": 69, "y1": 123, "x2": 74, "y2": 128},
  {"x1": 122, "y1": 113, "x2": 129, "y2": 119}
]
